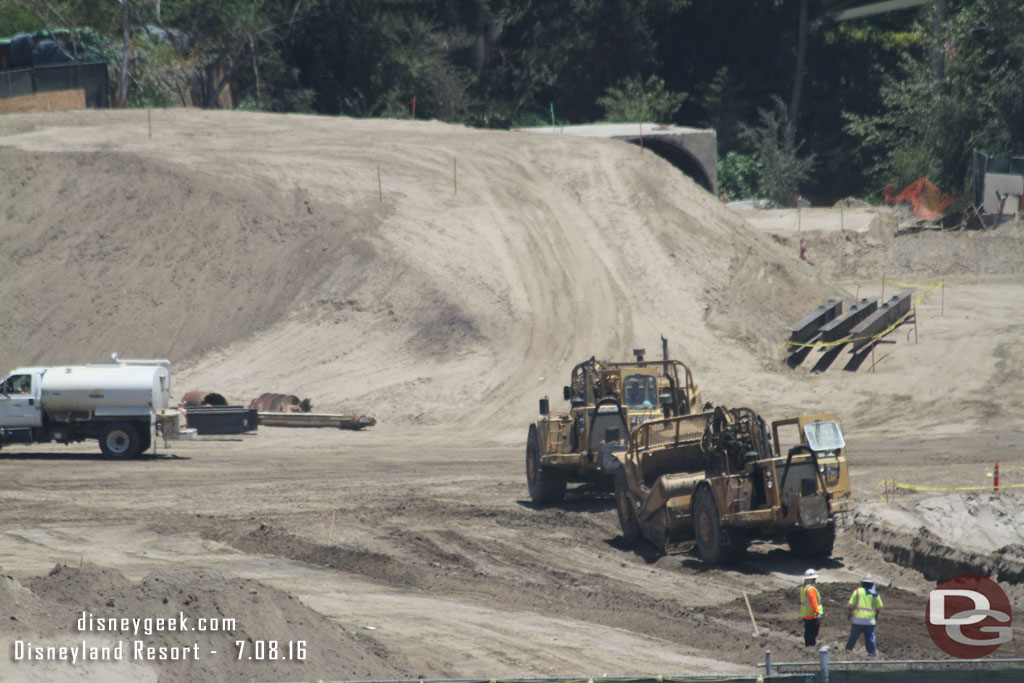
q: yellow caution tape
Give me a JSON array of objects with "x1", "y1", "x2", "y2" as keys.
[
  {"x1": 883, "y1": 278, "x2": 944, "y2": 290},
  {"x1": 878, "y1": 479, "x2": 1024, "y2": 501},
  {"x1": 783, "y1": 281, "x2": 943, "y2": 349}
]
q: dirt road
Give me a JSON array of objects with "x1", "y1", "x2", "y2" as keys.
[{"x1": 2, "y1": 425, "x2": 1022, "y2": 681}]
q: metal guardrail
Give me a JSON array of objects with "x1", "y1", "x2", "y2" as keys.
[
  {"x1": 345, "y1": 676, "x2": 811, "y2": 683},
  {"x1": 762, "y1": 647, "x2": 1024, "y2": 681}
]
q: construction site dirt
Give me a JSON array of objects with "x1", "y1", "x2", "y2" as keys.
[
  {"x1": 1, "y1": 110, "x2": 1023, "y2": 681},
  {"x1": 2, "y1": 430, "x2": 1023, "y2": 681}
]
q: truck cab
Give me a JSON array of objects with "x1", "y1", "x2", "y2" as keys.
[{"x1": 0, "y1": 368, "x2": 45, "y2": 431}]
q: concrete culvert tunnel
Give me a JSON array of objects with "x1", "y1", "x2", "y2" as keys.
[
  {"x1": 624, "y1": 135, "x2": 715, "y2": 194},
  {"x1": 514, "y1": 123, "x2": 718, "y2": 195}
]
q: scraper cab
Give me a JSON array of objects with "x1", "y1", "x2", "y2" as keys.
[{"x1": 525, "y1": 338, "x2": 705, "y2": 505}]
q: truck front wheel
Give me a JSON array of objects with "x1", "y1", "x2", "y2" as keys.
[{"x1": 100, "y1": 422, "x2": 143, "y2": 458}]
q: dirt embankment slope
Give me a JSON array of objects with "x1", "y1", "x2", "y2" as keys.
[
  {"x1": 3, "y1": 110, "x2": 1023, "y2": 442},
  {"x1": 0, "y1": 109, "x2": 837, "y2": 433}
]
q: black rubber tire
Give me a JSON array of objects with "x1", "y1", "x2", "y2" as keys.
[
  {"x1": 99, "y1": 422, "x2": 143, "y2": 458},
  {"x1": 526, "y1": 424, "x2": 567, "y2": 504},
  {"x1": 693, "y1": 486, "x2": 724, "y2": 565},
  {"x1": 787, "y1": 523, "x2": 837, "y2": 559},
  {"x1": 614, "y1": 468, "x2": 639, "y2": 543}
]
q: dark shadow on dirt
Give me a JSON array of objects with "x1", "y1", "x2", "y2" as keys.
[
  {"x1": 811, "y1": 345, "x2": 845, "y2": 373},
  {"x1": 786, "y1": 345, "x2": 812, "y2": 369},
  {"x1": 515, "y1": 495, "x2": 615, "y2": 514},
  {"x1": 679, "y1": 544, "x2": 845, "y2": 576},
  {"x1": 515, "y1": 481, "x2": 615, "y2": 513},
  {"x1": 843, "y1": 346, "x2": 874, "y2": 372},
  {"x1": 603, "y1": 536, "x2": 664, "y2": 564},
  {"x1": 0, "y1": 451, "x2": 190, "y2": 461}
]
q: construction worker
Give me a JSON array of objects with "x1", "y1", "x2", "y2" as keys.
[
  {"x1": 846, "y1": 576, "x2": 883, "y2": 657},
  {"x1": 800, "y1": 568, "x2": 823, "y2": 646}
]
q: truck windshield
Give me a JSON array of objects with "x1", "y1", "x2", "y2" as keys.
[
  {"x1": 804, "y1": 420, "x2": 845, "y2": 452},
  {"x1": 623, "y1": 374, "x2": 658, "y2": 409}
]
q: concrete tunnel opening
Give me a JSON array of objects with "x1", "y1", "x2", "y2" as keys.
[
  {"x1": 512, "y1": 124, "x2": 719, "y2": 197},
  {"x1": 623, "y1": 136, "x2": 715, "y2": 194}
]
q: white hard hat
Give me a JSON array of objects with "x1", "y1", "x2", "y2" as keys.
[{"x1": 804, "y1": 568, "x2": 819, "y2": 579}]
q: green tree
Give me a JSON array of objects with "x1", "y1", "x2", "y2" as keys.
[
  {"x1": 845, "y1": 0, "x2": 1024, "y2": 196},
  {"x1": 596, "y1": 74, "x2": 685, "y2": 122},
  {"x1": 718, "y1": 151, "x2": 761, "y2": 202},
  {"x1": 162, "y1": 0, "x2": 309, "y2": 108},
  {"x1": 740, "y1": 95, "x2": 814, "y2": 205}
]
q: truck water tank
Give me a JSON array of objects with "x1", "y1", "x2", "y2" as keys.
[{"x1": 39, "y1": 365, "x2": 170, "y2": 414}]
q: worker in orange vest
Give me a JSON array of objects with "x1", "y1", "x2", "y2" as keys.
[{"x1": 800, "y1": 568, "x2": 824, "y2": 646}]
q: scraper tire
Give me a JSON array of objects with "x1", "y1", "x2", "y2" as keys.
[
  {"x1": 693, "y1": 486, "x2": 724, "y2": 565},
  {"x1": 526, "y1": 424, "x2": 566, "y2": 504},
  {"x1": 615, "y1": 469, "x2": 639, "y2": 543}
]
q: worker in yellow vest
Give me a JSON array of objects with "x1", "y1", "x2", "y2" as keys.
[
  {"x1": 845, "y1": 575, "x2": 883, "y2": 656},
  {"x1": 800, "y1": 568, "x2": 823, "y2": 646}
]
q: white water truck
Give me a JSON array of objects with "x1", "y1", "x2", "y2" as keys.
[{"x1": 0, "y1": 354, "x2": 196, "y2": 458}]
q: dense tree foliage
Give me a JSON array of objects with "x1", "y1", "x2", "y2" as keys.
[
  {"x1": 846, "y1": 0, "x2": 1024, "y2": 195},
  {"x1": 2, "y1": 1, "x2": 1019, "y2": 204}
]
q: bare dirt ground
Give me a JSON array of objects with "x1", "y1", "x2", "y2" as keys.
[{"x1": 1, "y1": 110, "x2": 1023, "y2": 681}]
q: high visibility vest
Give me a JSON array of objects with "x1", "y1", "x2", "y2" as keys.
[
  {"x1": 800, "y1": 584, "x2": 822, "y2": 619},
  {"x1": 849, "y1": 587, "x2": 882, "y2": 624}
]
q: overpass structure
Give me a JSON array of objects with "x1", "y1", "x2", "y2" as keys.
[{"x1": 514, "y1": 123, "x2": 718, "y2": 196}]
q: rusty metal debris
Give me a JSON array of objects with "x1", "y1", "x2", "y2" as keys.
[
  {"x1": 256, "y1": 412, "x2": 376, "y2": 430},
  {"x1": 248, "y1": 393, "x2": 313, "y2": 413},
  {"x1": 249, "y1": 392, "x2": 375, "y2": 430},
  {"x1": 182, "y1": 390, "x2": 228, "y2": 407}
]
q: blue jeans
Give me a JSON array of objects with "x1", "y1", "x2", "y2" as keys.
[{"x1": 846, "y1": 622, "x2": 877, "y2": 656}]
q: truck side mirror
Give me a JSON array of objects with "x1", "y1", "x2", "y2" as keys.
[
  {"x1": 539, "y1": 397, "x2": 549, "y2": 416},
  {"x1": 563, "y1": 386, "x2": 571, "y2": 401}
]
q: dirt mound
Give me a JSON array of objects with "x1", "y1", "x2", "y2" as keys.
[
  {"x1": 0, "y1": 109, "x2": 834, "y2": 431},
  {"x1": 1, "y1": 569, "x2": 56, "y2": 637},
  {"x1": 852, "y1": 494, "x2": 1024, "y2": 584},
  {"x1": 4, "y1": 562, "x2": 405, "y2": 682},
  {"x1": 792, "y1": 222, "x2": 1024, "y2": 281},
  {"x1": 0, "y1": 146, "x2": 381, "y2": 373}
]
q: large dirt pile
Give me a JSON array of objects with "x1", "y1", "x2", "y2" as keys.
[
  {"x1": 0, "y1": 109, "x2": 834, "y2": 431},
  {"x1": 1, "y1": 562, "x2": 404, "y2": 682}
]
